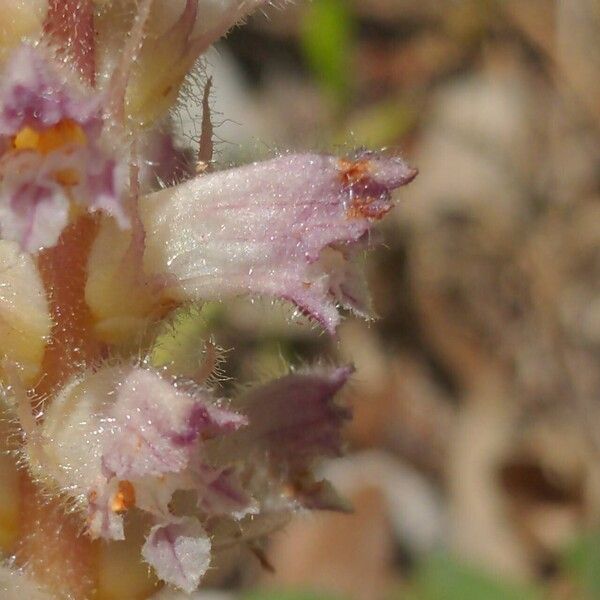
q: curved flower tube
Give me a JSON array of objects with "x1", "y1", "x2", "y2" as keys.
[{"x1": 141, "y1": 152, "x2": 416, "y2": 332}]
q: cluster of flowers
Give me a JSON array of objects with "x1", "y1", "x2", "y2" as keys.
[{"x1": 0, "y1": 0, "x2": 415, "y2": 597}]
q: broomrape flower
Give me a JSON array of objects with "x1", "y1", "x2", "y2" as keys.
[{"x1": 0, "y1": 1, "x2": 416, "y2": 597}]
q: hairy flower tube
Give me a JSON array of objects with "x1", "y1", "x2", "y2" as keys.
[{"x1": 0, "y1": 1, "x2": 416, "y2": 598}]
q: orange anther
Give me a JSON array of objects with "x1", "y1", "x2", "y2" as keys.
[
  {"x1": 13, "y1": 119, "x2": 87, "y2": 155},
  {"x1": 110, "y1": 480, "x2": 136, "y2": 514}
]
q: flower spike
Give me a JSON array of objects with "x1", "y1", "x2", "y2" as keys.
[{"x1": 0, "y1": 0, "x2": 419, "y2": 595}]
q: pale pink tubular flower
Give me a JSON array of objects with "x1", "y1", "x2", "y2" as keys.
[
  {"x1": 19, "y1": 363, "x2": 249, "y2": 588},
  {"x1": 142, "y1": 152, "x2": 416, "y2": 332},
  {"x1": 0, "y1": 0, "x2": 417, "y2": 595}
]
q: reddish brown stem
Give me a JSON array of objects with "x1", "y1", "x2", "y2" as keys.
[
  {"x1": 16, "y1": 473, "x2": 98, "y2": 599},
  {"x1": 34, "y1": 215, "x2": 104, "y2": 399},
  {"x1": 44, "y1": 0, "x2": 96, "y2": 86}
]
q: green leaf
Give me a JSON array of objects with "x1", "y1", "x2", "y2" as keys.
[
  {"x1": 562, "y1": 532, "x2": 600, "y2": 599},
  {"x1": 337, "y1": 99, "x2": 417, "y2": 147},
  {"x1": 410, "y1": 553, "x2": 541, "y2": 600},
  {"x1": 300, "y1": 0, "x2": 355, "y2": 102},
  {"x1": 243, "y1": 591, "x2": 344, "y2": 600}
]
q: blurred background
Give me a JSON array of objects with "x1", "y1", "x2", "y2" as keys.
[{"x1": 187, "y1": 0, "x2": 600, "y2": 598}]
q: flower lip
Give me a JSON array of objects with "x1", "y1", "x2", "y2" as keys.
[
  {"x1": 340, "y1": 152, "x2": 418, "y2": 220},
  {"x1": 0, "y1": 45, "x2": 101, "y2": 136},
  {"x1": 141, "y1": 517, "x2": 211, "y2": 594},
  {"x1": 0, "y1": 44, "x2": 128, "y2": 251}
]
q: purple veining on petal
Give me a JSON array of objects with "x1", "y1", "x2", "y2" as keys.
[
  {"x1": 0, "y1": 44, "x2": 128, "y2": 251},
  {"x1": 86, "y1": 155, "x2": 129, "y2": 227},
  {"x1": 172, "y1": 401, "x2": 247, "y2": 445},
  {"x1": 142, "y1": 517, "x2": 211, "y2": 594},
  {"x1": 101, "y1": 368, "x2": 246, "y2": 480},
  {"x1": 0, "y1": 152, "x2": 70, "y2": 251},
  {"x1": 193, "y1": 463, "x2": 257, "y2": 518},
  {"x1": 141, "y1": 152, "x2": 416, "y2": 333},
  {"x1": 101, "y1": 369, "x2": 205, "y2": 479},
  {"x1": 171, "y1": 403, "x2": 211, "y2": 446},
  {"x1": 0, "y1": 45, "x2": 100, "y2": 135},
  {"x1": 42, "y1": 363, "x2": 252, "y2": 552},
  {"x1": 220, "y1": 366, "x2": 353, "y2": 466}
]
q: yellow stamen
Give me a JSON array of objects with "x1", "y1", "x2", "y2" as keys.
[{"x1": 13, "y1": 119, "x2": 87, "y2": 155}]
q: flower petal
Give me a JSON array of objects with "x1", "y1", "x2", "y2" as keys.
[
  {"x1": 220, "y1": 366, "x2": 353, "y2": 466},
  {"x1": 0, "y1": 45, "x2": 99, "y2": 135},
  {"x1": 140, "y1": 153, "x2": 416, "y2": 332},
  {"x1": 101, "y1": 368, "x2": 244, "y2": 480},
  {"x1": 86, "y1": 480, "x2": 125, "y2": 540},
  {"x1": 142, "y1": 517, "x2": 211, "y2": 594},
  {"x1": 194, "y1": 464, "x2": 257, "y2": 519},
  {"x1": 0, "y1": 152, "x2": 70, "y2": 251}
]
